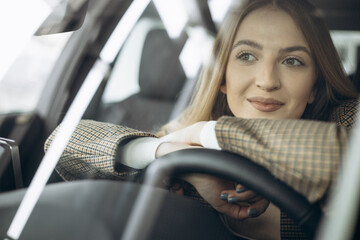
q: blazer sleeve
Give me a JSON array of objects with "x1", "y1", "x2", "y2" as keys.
[
  {"x1": 215, "y1": 99, "x2": 359, "y2": 204},
  {"x1": 44, "y1": 119, "x2": 156, "y2": 181}
]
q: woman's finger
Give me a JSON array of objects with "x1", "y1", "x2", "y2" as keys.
[
  {"x1": 247, "y1": 198, "x2": 270, "y2": 218},
  {"x1": 246, "y1": 195, "x2": 263, "y2": 203},
  {"x1": 218, "y1": 202, "x2": 251, "y2": 220},
  {"x1": 220, "y1": 189, "x2": 258, "y2": 202},
  {"x1": 235, "y1": 184, "x2": 247, "y2": 193}
]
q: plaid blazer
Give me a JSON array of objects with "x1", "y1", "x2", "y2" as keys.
[
  {"x1": 214, "y1": 99, "x2": 358, "y2": 239},
  {"x1": 45, "y1": 98, "x2": 359, "y2": 239}
]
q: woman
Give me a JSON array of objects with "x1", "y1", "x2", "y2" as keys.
[{"x1": 45, "y1": 0, "x2": 359, "y2": 239}]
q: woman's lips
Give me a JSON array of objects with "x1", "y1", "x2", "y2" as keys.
[{"x1": 247, "y1": 97, "x2": 285, "y2": 112}]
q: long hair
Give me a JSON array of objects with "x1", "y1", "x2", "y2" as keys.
[{"x1": 158, "y1": 0, "x2": 358, "y2": 135}]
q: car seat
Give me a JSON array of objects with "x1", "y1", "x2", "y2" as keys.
[{"x1": 90, "y1": 25, "x2": 188, "y2": 132}]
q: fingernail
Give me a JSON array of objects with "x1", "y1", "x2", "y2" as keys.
[
  {"x1": 220, "y1": 193, "x2": 228, "y2": 201},
  {"x1": 236, "y1": 187, "x2": 247, "y2": 193},
  {"x1": 248, "y1": 209, "x2": 258, "y2": 217},
  {"x1": 227, "y1": 197, "x2": 240, "y2": 203}
]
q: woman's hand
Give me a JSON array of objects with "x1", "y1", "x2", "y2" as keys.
[
  {"x1": 185, "y1": 174, "x2": 264, "y2": 220},
  {"x1": 157, "y1": 122, "x2": 270, "y2": 219},
  {"x1": 220, "y1": 184, "x2": 270, "y2": 218}
]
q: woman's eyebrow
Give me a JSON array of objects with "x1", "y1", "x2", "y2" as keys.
[
  {"x1": 232, "y1": 40, "x2": 311, "y2": 57},
  {"x1": 232, "y1": 40, "x2": 263, "y2": 50},
  {"x1": 279, "y1": 46, "x2": 311, "y2": 56}
]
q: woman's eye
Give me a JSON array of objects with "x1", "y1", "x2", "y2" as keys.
[
  {"x1": 237, "y1": 52, "x2": 256, "y2": 62},
  {"x1": 283, "y1": 57, "x2": 304, "y2": 66}
]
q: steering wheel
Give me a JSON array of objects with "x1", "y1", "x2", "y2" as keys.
[{"x1": 123, "y1": 148, "x2": 322, "y2": 240}]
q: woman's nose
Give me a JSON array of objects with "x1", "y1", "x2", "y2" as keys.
[{"x1": 255, "y1": 63, "x2": 281, "y2": 91}]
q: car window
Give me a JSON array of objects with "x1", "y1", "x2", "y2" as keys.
[
  {"x1": 1, "y1": 1, "x2": 359, "y2": 239},
  {"x1": 0, "y1": 27, "x2": 72, "y2": 115}
]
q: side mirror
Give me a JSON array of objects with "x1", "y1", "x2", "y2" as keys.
[{"x1": 35, "y1": 0, "x2": 89, "y2": 35}]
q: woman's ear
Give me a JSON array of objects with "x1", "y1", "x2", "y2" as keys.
[
  {"x1": 308, "y1": 88, "x2": 316, "y2": 104},
  {"x1": 220, "y1": 84, "x2": 227, "y2": 94}
]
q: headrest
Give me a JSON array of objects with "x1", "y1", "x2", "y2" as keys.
[{"x1": 139, "y1": 29, "x2": 187, "y2": 100}]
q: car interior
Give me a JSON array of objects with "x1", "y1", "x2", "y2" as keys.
[{"x1": 0, "y1": 0, "x2": 359, "y2": 239}]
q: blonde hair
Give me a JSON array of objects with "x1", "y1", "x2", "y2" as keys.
[{"x1": 158, "y1": 0, "x2": 358, "y2": 136}]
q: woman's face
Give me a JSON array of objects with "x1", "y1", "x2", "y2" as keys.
[{"x1": 222, "y1": 7, "x2": 316, "y2": 119}]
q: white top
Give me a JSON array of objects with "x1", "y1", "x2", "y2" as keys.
[
  {"x1": 199, "y1": 121, "x2": 221, "y2": 150},
  {"x1": 119, "y1": 121, "x2": 221, "y2": 169}
]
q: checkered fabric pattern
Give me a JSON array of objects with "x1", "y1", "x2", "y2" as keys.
[
  {"x1": 45, "y1": 120, "x2": 156, "y2": 181},
  {"x1": 45, "y1": 98, "x2": 359, "y2": 239}
]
